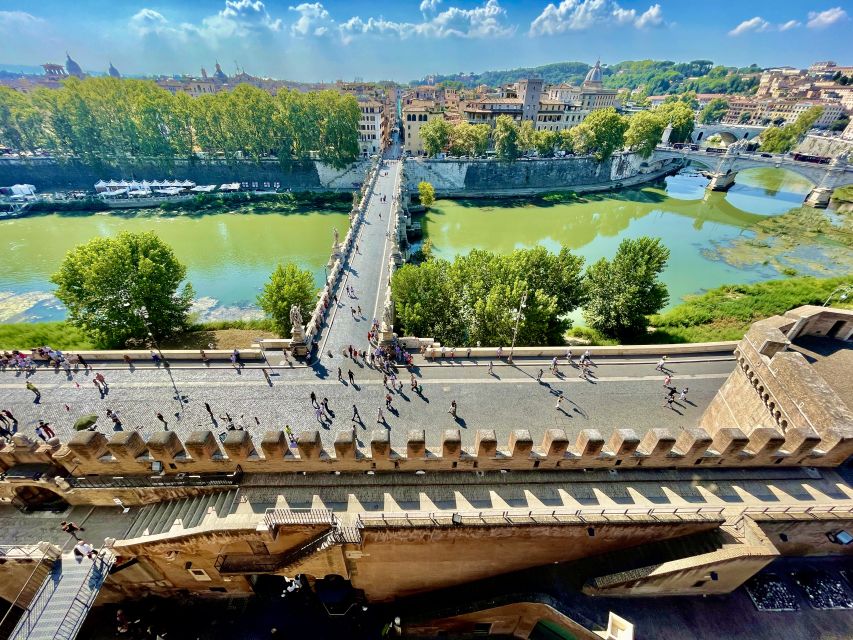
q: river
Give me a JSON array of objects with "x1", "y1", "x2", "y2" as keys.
[
  {"x1": 422, "y1": 167, "x2": 817, "y2": 312},
  {"x1": 0, "y1": 167, "x2": 819, "y2": 323}
]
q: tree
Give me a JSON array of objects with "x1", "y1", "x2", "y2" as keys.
[
  {"x1": 624, "y1": 110, "x2": 666, "y2": 158},
  {"x1": 570, "y1": 107, "x2": 628, "y2": 161},
  {"x1": 706, "y1": 134, "x2": 724, "y2": 147},
  {"x1": 51, "y1": 232, "x2": 195, "y2": 347},
  {"x1": 257, "y1": 263, "x2": 316, "y2": 337},
  {"x1": 418, "y1": 181, "x2": 436, "y2": 207},
  {"x1": 583, "y1": 237, "x2": 670, "y2": 340},
  {"x1": 420, "y1": 118, "x2": 453, "y2": 156},
  {"x1": 699, "y1": 98, "x2": 729, "y2": 124},
  {"x1": 558, "y1": 128, "x2": 575, "y2": 154},
  {"x1": 738, "y1": 112, "x2": 752, "y2": 124},
  {"x1": 493, "y1": 115, "x2": 520, "y2": 161},
  {"x1": 533, "y1": 130, "x2": 558, "y2": 157},
  {"x1": 654, "y1": 101, "x2": 695, "y2": 143},
  {"x1": 830, "y1": 116, "x2": 850, "y2": 132},
  {"x1": 518, "y1": 120, "x2": 536, "y2": 153},
  {"x1": 759, "y1": 106, "x2": 824, "y2": 153}
]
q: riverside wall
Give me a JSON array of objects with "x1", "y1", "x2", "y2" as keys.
[
  {"x1": 0, "y1": 157, "x2": 371, "y2": 192},
  {"x1": 403, "y1": 153, "x2": 684, "y2": 196}
]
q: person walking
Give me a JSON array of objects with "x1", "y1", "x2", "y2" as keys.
[
  {"x1": 310, "y1": 391, "x2": 318, "y2": 407},
  {"x1": 566, "y1": 348, "x2": 573, "y2": 365},
  {"x1": 679, "y1": 387, "x2": 689, "y2": 402},
  {"x1": 555, "y1": 395, "x2": 564, "y2": 410},
  {"x1": 61, "y1": 521, "x2": 85, "y2": 540},
  {"x1": 1, "y1": 409, "x2": 15, "y2": 428},
  {"x1": 322, "y1": 397, "x2": 331, "y2": 415},
  {"x1": 376, "y1": 407, "x2": 385, "y2": 424},
  {"x1": 35, "y1": 423, "x2": 48, "y2": 442},
  {"x1": 655, "y1": 356, "x2": 667, "y2": 372},
  {"x1": 26, "y1": 381, "x2": 40, "y2": 403},
  {"x1": 448, "y1": 400, "x2": 457, "y2": 418},
  {"x1": 314, "y1": 405, "x2": 324, "y2": 424},
  {"x1": 156, "y1": 412, "x2": 168, "y2": 430},
  {"x1": 536, "y1": 368, "x2": 543, "y2": 382},
  {"x1": 551, "y1": 357, "x2": 558, "y2": 372},
  {"x1": 663, "y1": 374, "x2": 672, "y2": 387},
  {"x1": 39, "y1": 420, "x2": 55, "y2": 439},
  {"x1": 351, "y1": 405, "x2": 361, "y2": 424},
  {"x1": 385, "y1": 394, "x2": 393, "y2": 409},
  {"x1": 663, "y1": 395, "x2": 675, "y2": 410},
  {"x1": 487, "y1": 361, "x2": 494, "y2": 376},
  {"x1": 348, "y1": 370, "x2": 355, "y2": 385},
  {"x1": 338, "y1": 367, "x2": 343, "y2": 382},
  {"x1": 77, "y1": 354, "x2": 90, "y2": 370},
  {"x1": 410, "y1": 374, "x2": 418, "y2": 392},
  {"x1": 204, "y1": 402, "x2": 214, "y2": 420}
]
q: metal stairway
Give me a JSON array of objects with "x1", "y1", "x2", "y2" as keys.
[
  {"x1": 125, "y1": 489, "x2": 239, "y2": 538},
  {"x1": 10, "y1": 552, "x2": 115, "y2": 640}
]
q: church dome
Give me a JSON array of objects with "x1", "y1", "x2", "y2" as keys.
[
  {"x1": 583, "y1": 60, "x2": 603, "y2": 86},
  {"x1": 108, "y1": 62, "x2": 121, "y2": 78},
  {"x1": 213, "y1": 62, "x2": 228, "y2": 82},
  {"x1": 65, "y1": 52, "x2": 84, "y2": 78}
]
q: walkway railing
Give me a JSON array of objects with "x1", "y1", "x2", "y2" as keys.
[
  {"x1": 0, "y1": 545, "x2": 60, "y2": 639},
  {"x1": 66, "y1": 469, "x2": 242, "y2": 489},
  {"x1": 50, "y1": 549, "x2": 116, "y2": 640},
  {"x1": 264, "y1": 508, "x2": 336, "y2": 529}
]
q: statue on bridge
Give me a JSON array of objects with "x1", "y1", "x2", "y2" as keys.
[
  {"x1": 290, "y1": 304, "x2": 305, "y2": 340},
  {"x1": 332, "y1": 227, "x2": 340, "y2": 248}
]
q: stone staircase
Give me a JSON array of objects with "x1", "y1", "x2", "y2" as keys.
[
  {"x1": 9, "y1": 552, "x2": 115, "y2": 640},
  {"x1": 125, "y1": 490, "x2": 239, "y2": 539}
]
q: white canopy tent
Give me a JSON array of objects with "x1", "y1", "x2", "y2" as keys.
[
  {"x1": 219, "y1": 183, "x2": 240, "y2": 191},
  {"x1": 190, "y1": 185, "x2": 217, "y2": 193}
]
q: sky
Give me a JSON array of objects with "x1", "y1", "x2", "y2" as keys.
[{"x1": 0, "y1": 0, "x2": 850, "y2": 81}]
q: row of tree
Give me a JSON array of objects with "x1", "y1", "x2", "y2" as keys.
[
  {"x1": 419, "y1": 101, "x2": 695, "y2": 162},
  {"x1": 0, "y1": 77, "x2": 361, "y2": 168},
  {"x1": 52, "y1": 231, "x2": 316, "y2": 347},
  {"x1": 758, "y1": 106, "x2": 825, "y2": 153},
  {"x1": 392, "y1": 238, "x2": 670, "y2": 345}
]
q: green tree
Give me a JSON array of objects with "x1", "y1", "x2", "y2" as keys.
[
  {"x1": 418, "y1": 181, "x2": 436, "y2": 207},
  {"x1": 518, "y1": 120, "x2": 536, "y2": 153},
  {"x1": 570, "y1": 107, "x2": 628, "y2": 161},
  {"x1": 50, "y1": 232, "x2": 194, "y2": 347},
  {"x1": 533, "y1": 130, "x2": 558, "y2": 157},
  {"x1": 493, "y1": 115, "x2": 520, "y2": 161},
  {"x1": 420, "y1": 118, "x2": 453, "y2": 156},
  {"x1": 759, "y1": 106, "x2": 824, "y2": 153},
  {"x1": 583, "y1": 237, "x2": 670, "y2": 340},
  {"x1": 257, "y1": 263, "x2": 316, "y2": 337},
  {"x1": 624, "y1": 110, "x2": 666, "y2": 158},
  {"x1": 698, "y1": 98, "x2": 729, "y2": 124},
  {"x1": 654, "y1": 101, "x2": 695, "y2": 143},
  {"x1": 558, "y1": 128, "x2": 575, "y2": 154},
  {"x1": 705, "y1": 134, "x2": 724, "y2": 147}
]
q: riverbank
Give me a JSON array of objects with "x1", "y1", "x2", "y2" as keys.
[
  {"x1": 0, "y1": 319, "x2": 277, "y2": 351},
  {"x1": 568, "y1": 276, "x2": 852, "y2": 345}
]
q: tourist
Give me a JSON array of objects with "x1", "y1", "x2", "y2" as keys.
[
  {"x1": 410, "y1": 374, "x2": 418, "y2": 392},
  {"x1": 357, "y1": 305, "x2": 362, "y2": 316},
  {"x1": 352, "y1": 405, "x2": 361, "y2": 424},
  {"x1": 34, "y1": 423, "x2": 49, "y2": 441},
  {"x1": 200, "y1": 350, "x2": 209, "y2": 365},
  {"x1": 26, "y1": 382, "x2": 40, "y2": 403},
  {"x1": 338, "y1": 367, "x2": 343, "y2": 382},
  {"x1": 315, "y1": 405, "x2": 324, "y2": 423},
  {"x1": 73, "y1": 540, "x2": 96, "y2": 560},
  {"x1": 310, "y1": 391, "x2": 318, "y2": 407},
  {"x1": 555, "y1": 395, "x2": 564, "y2": 410},
  {"x1": 566, "y1": 348, "x2": 573, "y2": 365},
  {"x1": 655, "y1": 356, "x2": 667, "y2": 372},
  {"x1": 151, "y1": 351, "x2": 161, "y2": 364},
  {"x1": 448, "y1": 400, "x2": 457, "y2": 418},
  {"x1": 376, "y1": 407, "x2": 385, "y2": 424},
  {"x1": 322, "y1": 398, "x2": 331, "y2": 415},
  {"x1": 496, "y1": 346, "x2": 503, "y2": 359},
  {"x1": 664, "y1": 395, "x2": 675, "y2": 410},
  {"x1": 77, "y1": 353, "x2": 90, "y2": 370},
  {"x1": 1, "y1": 409, "x2": 15, "y2": 427},
  {"x1": 679, "y1": 387, "x2": 689, "y2": 402},
  {"x1": 487, "y1": 361, "x2": 493, "y2": 376},
  {"x1": 551, "y1": 357, "x2": 558, "y2": 372},
  {"x1": 156, "y1": 412, "x2": 168, "y2": 430},
  {"x1": 123, "y1": 354, "x2": 133, "y2": 366},
  {"x1": 285, "y1": 425, "x2": 296, "y2": 447},
  {"x1": 663, "y1": 374, "x2": 672, "y2": 387},
  {"x1": 61, "y1": 520, "x2": 85, "y2": 540},
  {"x1": 204, "y1": 402, "x2": 214, "y2": 420},
  {"x1": 348, "y1": 370, "x2": 355, "y2": 385},
  {"x1": 536, "y1": 368, "x2": 543, "y2": 382}
]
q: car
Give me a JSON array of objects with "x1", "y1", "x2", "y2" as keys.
[{"x1": 760, "y1": 153, "x2": 772, "y2": 158}]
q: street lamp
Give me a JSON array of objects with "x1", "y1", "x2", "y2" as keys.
[
  {"x1": 823, "y1": 285, "x2": 851, "y2": 307},
  {"x1": 123, "y1": 301, "x2": 185, "y2": 417},
  {"x1": 507, "y1": 290, "x2": 528, "y2": 365}
]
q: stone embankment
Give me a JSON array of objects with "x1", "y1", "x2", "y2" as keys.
[{"x1": 403, "y1": 153, "x2": 684, "y2": 196}]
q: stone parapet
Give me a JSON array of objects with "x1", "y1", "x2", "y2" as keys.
[{"x1": 3, "y1": 423, "x2": 849, "y2": 477}]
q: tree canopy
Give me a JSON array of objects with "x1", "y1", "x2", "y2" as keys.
[
  {"x1": 493, "y1": 115, "x2": 521, "y2": 161},
  {"x1": 698, "y1": 98, "x2": 729, "y2": 124},
  {"x1": 257, "y1": 263, "x2": 317, "y2": 337},
  {"x1": 569, "y1": 107, "x2": 629, "y2": 161},
  {"x1": 653, "y1": 100, "x2": 695, "y2": 143},
  {"x1": 418, "y1": 181, "x2": 436, "y2": 207},
  {"x1": 583, "y1": 237, "x2": 670, "y2": 340},
  {"x1": 419, "y1": 118, "x2": 453, "y2": 157},
  {"x1": 759, "y1": 106, "x2": 824, "y2": 153},
  {"x1": 50, "y1": 231, "x2": 194, "y2": 347},
  {"x1": 624, "y1": 110, "x2": 666, "y2": 158}
]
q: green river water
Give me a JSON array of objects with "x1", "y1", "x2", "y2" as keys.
[{"x1": 0, "y1": 167, "x2": 819, "y2": 323}]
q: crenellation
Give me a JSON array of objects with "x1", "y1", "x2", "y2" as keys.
[
  {"x1": 107, "y1": 431, "x2": 148, "y2": 466},
  {"x1": 260, "y1": 430, "x2": 291, "y2": 460},
  {"x1": 184, "y1": 430, "x2": 223, "y2": 463},
  {"x1": 370, "y1": 430, "x2": 391, "y2": 460},
  {"x1": 638, "y1": 428, "x2": 677, "y2": 461},
  {"x1": 607, "y1": 429, "x2": 641, "y2": 459},
  {"x1": 296, "y1": 430, "x2": 324, "y2": 460},
  {"x1": 442, "y1": 429, "x2": 462, "y2": 459},
  {"x1": 145, "y1": 431, "x2": 186, "y2": 466},
  {"x1": 406, "y1": 429, "x2": 426, "y2": 459},
  {"x1": 710, "y1": 427, "x2": 750, "y2": 460},
  {"x1": 221, "y1": 430, "x2": 256, "y2": 462},
  {"x1": 475, "y1": 429, "x2": 498, "y2": 458},
  {"x1": 334, "y1": 430, "x2": 358, "y2": 460},
  {"x1": 672, "y1": 427, "x2": 713, "y2": 463},
  {"x1": 67, "y1": 431, "x2": 109, "y2": 461},
  {"x1": 574, "y1": 429, "x2": 605, "y2": 459},
  {"x1": 744, "y1": 427, "x2": 785, "y2": 462},
  {"x1": 542, "y1": 429, "x2": 569, "y2": 461},
  {"x1": 509, "y1": 429, "x2": 534, "y2": 458}
]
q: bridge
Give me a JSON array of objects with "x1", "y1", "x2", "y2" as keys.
[
  {"x1": 652, "y1": 145, "x2": 853, "y2": 207},
  {"x1": 691, "y1": 123, "x2": 766, "y2": 145}
]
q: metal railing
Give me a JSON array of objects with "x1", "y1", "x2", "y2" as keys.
[
  {"x1": 264, "y1": 508, "x2": 336, "y2": 529},
  {"x1": 0, "y1": 545, "x2": 46, "y2": 559},
  {"x1": 1, "y1": 545, "x2": 61, "y2": 639},
  {"x1": 66, "y1": 469, "x2": 242, "y2": 489},
  {"x1": 50, "y1": 549, "x2": 115, "y2": 640}
]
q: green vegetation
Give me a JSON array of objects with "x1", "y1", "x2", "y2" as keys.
[
  {"x1": 0, "y1": 322, "x2": 94, "y2": 350},
  {"x1": 493, "y1": 115, "x2": 521, "y2": 160},
  {"x1": 759, "y1": 106, "x2": 824, "y2": 153},
  {"x1": 571, "y1": 107, "x2": 630, "y2": 161},
  {"x1": 257, "y1": 263, "x2": 317, "y2": 338},
  {"x1": 420, "y1": 118, "x2": 453, "y2": 157},
  {"x1": 699, "y1": 98, "x2": 729, "y2": 124},
  {"x1": 448, "y1": 122, "x2": 491, "y2": 156},
  {"x1": 157, "y1": 191, "x2": 351, "y2": 214},
  {"x1": 392, "y1": 246, "x2": 585, "y2": 346},
  {"x1": 624, "y1": 110, "x2": 666, "y2": 158},
  {"x1": 0, "y1": 77, "x2": 360, "y2": 168},
  {"x1": 648, "y1": 276, "x2": 853, "y2": 342},
  {"x1": 655, "y1": 99, "x2": 695, "y2": 142},
  {"x1": 583, "y1": 237, "x2": 670, "y2": 340},
  {"x1": 418, "y1": 181, "x2": 436, "y2": 208},
  {"x1": 833, "y1": 185, "x2": 853, "y2": 203},
  {"x1": 51, "y1": 231, "x2": 195, "y2": 347}
]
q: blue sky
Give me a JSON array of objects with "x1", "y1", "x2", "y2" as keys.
[{"x1": 0, "y1": 1, "x2": 849, "y2": 81}]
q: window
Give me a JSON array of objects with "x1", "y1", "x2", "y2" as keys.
[{"x1": 189, "y1": 568, "x2": 212, "y2": 582}]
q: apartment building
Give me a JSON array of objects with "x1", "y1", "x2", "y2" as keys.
[{"x1": 402, "y1": 101, "x2": 444, "y2": 155}]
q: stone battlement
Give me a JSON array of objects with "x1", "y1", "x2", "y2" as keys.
[{"x1": 1, "y1": 418, "x2": 851, "y2": 478}]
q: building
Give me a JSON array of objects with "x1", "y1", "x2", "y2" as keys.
[
  {"x1": 357, "y1": 97, "x2": 387, "y2": 157},
  {"x1": 64, "y1": 52, "x2": 84, "y2": 79},
  {"x1": 402, "y1": 101, "x2": 444, "y2": 155}
]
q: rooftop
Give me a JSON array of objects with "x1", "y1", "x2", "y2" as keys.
[{"x1": 790, "y1": 335, "x2": 853, "y2": 413}]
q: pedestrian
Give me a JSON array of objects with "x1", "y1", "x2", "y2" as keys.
[
  {"x1": 123, "y1": 354, "x2": 133, "y2": 366},
  {"x1": 35, "y1": 423, "x2": 48, "y2": 441},
  {"x1": 73, "y1": 540, "x2": 95, "y2": 560},
  {"x1": 663, "y1": 374, "x2": 672, "y2": 387},
  {"x1": 204, "y1": 402, "x2": 214, "y2": 419},
  {"x1": 487, "y1": 361, "x2": 494, "y2": 376},
  {"x1": 61, "y1": 521, "x2": 85, "y2": 540},
  {"x1": 555, "y1": 395, "x2": 564, "y2": 410},
  {"x1": 351, "y1": 307, "x2": 356, "y2": 318},
  {"x1": 664, "y1": 395, "x2": 675, "y2": 410},
  {"x1": 348, "y1": 370, "x2": 355, "y2": 385},
  {"x1": 315, "y1": 405, "x2": 324, "y2": 423},
  {"x1": 496, "y1": 346, "x2": 503, "y2": 359},
  {"x1": 111, "y1": 415, "x2": 123, "y2": 430},
  {"x1": 285, "y1": 425, "x2": 296, "y2": 447},
  {"x1": 376, "y1": 407, "x2": 385, "y2": 424},
  {"x1": 410, "y1": 373, "x2": 418, "y2": 392},
  {"x1": 566, "y1": 348, "x2": 573, "y2": 365},
  {"x1": 26, "y1": 381, "x2": 40, "y2": 403},
  {"x1": 156, "y1": 412, "x2": 168, "y2": 430},
  {"x1": 448, "y1": 400, "x2": 457, "y2": 418},
  {"x1": 1, "y1": 409, "x2": 15, "y2": 427},
  {"x1": 151, "y1": 351, "x2": 161, "y2": 365},
  {"x1": 357, "y1": 305, "x2": 362, "y2": 316},
  {"x1": 352, "y1": 405, "x2": 361, "y2": 424},
  {"x1": 655, "y1": 355, "x2": 667, "y2": 372},
  {"x1": 679, "y1": 387, "x2": 689, "y2": 402},
  {"x1": 200, "y1": 350, "x2": 209, "y2": 365},
  {"x1": 383, "y1": 374, "x2": 389, "y2": 389},
  {"x1": 466, "y1": 347, "x2": 471, "y2": 359},
  {"x1": 338, "y1": 367, "x2": 343, "y2": 382},
  {"x1": 322, "y1": 397, "x2": 331, "y2": 415},
  {"x1": 310, "y1": 391, "x2": 318, "y2": 407},
  {"x1": 551, "y1": 357, "x2": 558, "y2": 372},
  {"x1": 579, "y1": 364, "x2": 587, "y2": 380},
  {"x1": 77, "y1": 354, "x2": 90, "y2": 370},
  {"x1": 536, "y1": 368, "x2": 543, "y2": 382}
]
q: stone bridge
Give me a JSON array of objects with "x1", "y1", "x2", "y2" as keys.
[
  {"x1": 652, "y1": 146, "x2": 853, "y2": 207},
  {"x1": 691, "y1": 123, "x2": 766, "y2": 145}
]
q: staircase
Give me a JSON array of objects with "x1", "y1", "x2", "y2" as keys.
[
  {"x1": 9, "y1": 552, "x2": 115, "y2": 640},
  {"x1": 125, "y1": 490, "x2": 239, "y2": 539}
]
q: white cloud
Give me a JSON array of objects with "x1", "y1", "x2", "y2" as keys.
[
  {"x1": 529, "y1": 0, "x2": 664, "y2": 35},
  {"x1": 806, "y1": 7, "x2": 847, "y2": 28},
  {"x1": 289, "y1": 2, "x2": 333, "y2": 36},
  {"x1": 130, "y1": 1, "x2": 281, "y2": 44},
  {"x1": 778, "y1": 19, "x2": 800, "y2": 31},
  {"x1": 0, "y1": 10, "x2": 44, "y2": 26},
  {"x1": 635, "y1": 4, "x2": 663, "y2": 29},
  {"x1": 728, "y1": 16, "x2": 770, "y2": 36},
  {"x1": 419, "y1": 0, "x2": 442, "y2": 13}
]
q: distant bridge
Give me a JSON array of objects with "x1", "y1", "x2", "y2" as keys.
[
  {"x1": 691, "y1": 123, "x2": 766, "y2": 145},
  {"x1": 652, "y1": 146, "x2": 852, "y2": 207}
]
